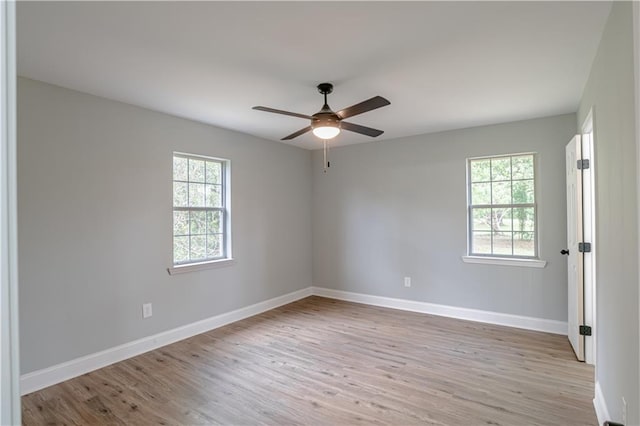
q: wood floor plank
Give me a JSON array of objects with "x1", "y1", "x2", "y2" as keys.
[{"x1": 22, "y1": 296, "x2": 596, "y2": 425}]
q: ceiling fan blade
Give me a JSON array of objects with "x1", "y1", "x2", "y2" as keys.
[
  {"x1": 282, "y1": 126, "x2": 312, "y2": 140},
  {"x1": 252, "y1": 106, "x2": 313, "y2": 120},
  {"x1": 336, "y1": 96, "x2": 390, "y2": 119},
  {"x1": 341, "y1": 121, "x2": 384, "y2": 137}
]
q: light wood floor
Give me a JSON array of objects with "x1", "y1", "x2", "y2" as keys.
[{"x1": 22, "y1": 296, "x2": 596, "y2": 425}]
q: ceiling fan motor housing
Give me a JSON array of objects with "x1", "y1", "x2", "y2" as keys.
[{"x1": 311, "y1": 111, "x2": 341, "y2": 130}]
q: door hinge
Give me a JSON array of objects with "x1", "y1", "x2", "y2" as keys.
[
  {"x1": 579, "y1": 325, "x2": 592, "y2": 336},
  {"x1": 577, "y1": 159, "x2": 590, "y2": 170},
  {"x1": 578, "y1": 242, "x2": 591, "y2": 253}
]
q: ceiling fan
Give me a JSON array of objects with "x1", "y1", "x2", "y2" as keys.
[{"x1": 252, "y1": 83, "x2": 390, "y2": 141}]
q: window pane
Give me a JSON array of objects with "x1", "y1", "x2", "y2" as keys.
[
  {"x1": 513, "y1": 179, "x2": 534, "y2": 204},
  {"x1": 190, "y1": 211, "x2": 206, "y2": 235},
  {"x1": 173, "y1": 236, "x2": 189, "y2": 263},
  {"x1": 471, "y1": 208, "x2": 491, "y2": 231},
  {"x1": 173, "y1": 156, "x2": 188, "y2": 181},
  {"x1": 492, "y1": 231, "x2": 513, "y2": 255},
  {"x1": 206, "y1": 211, "x2": 222, "y2": 234},
  {"x1": 492, "y1": 208, "x2": 512, "y2": 233},
  {"x1": 205, "y1": 184, "x2": 222, "y2": 208},
  {"x1": 512, "y1": 207, "x2": 535, "y2": 231},
  {"x1": 471, "y1": 183, "x2": 490, "y2": 205},
  {"x1": 173, "y1": 154, "x2": 229, "y2": 266},
  {"x1": 472, "y1": 232, "x2": 491, "y2": 254},
  {"x1": 468, "y1": 153, "x2": 536, "y2": 259},
  {"x1": 173, "y1": 182, "x2": 188, "y2": 207},
  {"x1": 491, "y1": 157, "x2": 511, "y2": 181},
  {"x1": 514, "y1": 232, "x2": 535, "y2": 256},
  {"x1": 206, "y1": 161, "x2": 222, "y2": 184},
  {"x1": 188, "y1": 159, "x2": 205, "y2": 183},
  {"x1": 470, "y1": 159, "x2": 490, "y2": 182},
  {"x1": 173, "y1": 211, "x2": 189, "y2": 236},
  {"x1": 190, "y1": 236, "x2": 206, "y2": 260},
  {"x1": 189, "y1": 183, "x2": 205, "y2": 207},
  {"x1": 512, "y1": 155, "x2": 534, "y2": 179},
  {"x1": 206, "y1": 234, "x2": 222, "y2": 258},
  {"x1": 492, "y1": 181, "x2": 511, "y2": 204}
]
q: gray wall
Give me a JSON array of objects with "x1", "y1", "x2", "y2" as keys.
[
  {"x1": 17, "y1": 77, "x2": 312, "y2": 374},
  {"x1": 577, "y1": 2, "x2": 639, "y2": 424},
  {"x1": 312, "y1": 114, "x2": 576, "y2": 322}
]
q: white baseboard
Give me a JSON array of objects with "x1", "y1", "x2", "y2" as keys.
[
  {"x1": 593, "y1": 381, "x2": 610, "y2": 426},
  {"x1": 21, "y1": 285, "x2": 569, "y2": 396},
  {"x1": 20, "y1": 287, "x2": 313, "y2": 395},
  {"x1": 311, "y1": 286, "x2": 568, "y2": 335}
]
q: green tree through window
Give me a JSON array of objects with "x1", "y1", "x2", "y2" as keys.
[
  {"x1": 173, "y1": 153, "x2": 229, "y2": 265},
  {"x1": 468, "y1": 154, "x2": 537, "y2": 257}
]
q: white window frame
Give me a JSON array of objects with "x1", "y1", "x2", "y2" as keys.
[
  {"x1": 168, "y1": 152, "x2": 233, "y2": 275},
  {"x1": 462, "y1": 152, "x2": 546, "y2": 268}
]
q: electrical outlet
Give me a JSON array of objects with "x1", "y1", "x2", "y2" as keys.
[
  {"x1": 142, "y1": 303, "x2": 153, "y2": 319},
  {"x1": 622, "y1": 397, "x2": 627, "y2": 425},
  {"x1": 404, "y1": 277, "x2": 411, "y2": 287}
]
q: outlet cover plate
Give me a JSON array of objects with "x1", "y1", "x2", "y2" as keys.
[{"x1": 142, "y1": 303, "x2": 153, "y2": 319}]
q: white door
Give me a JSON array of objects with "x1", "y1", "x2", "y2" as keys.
[{"x1": 565, "y1": 135, "x2": 584, "y2": 361}]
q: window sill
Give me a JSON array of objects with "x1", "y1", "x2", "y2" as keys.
[
  {"x1": 461, "y1": 256, "x2": 547, "y2": 268},
  {"x1": 167, "y1": 258, "x2": 235, "y2": 275}
]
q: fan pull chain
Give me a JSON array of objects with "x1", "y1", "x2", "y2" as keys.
[
  {"x1": 323, "y1": 140, "x2": 331, "y2": 173},
  {"x1": 323, "y1": 140, "x2": 327, "y2": 173}
]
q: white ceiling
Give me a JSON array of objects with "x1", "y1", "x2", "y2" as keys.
[{"x1": 17, "y1": 1, "x2": 611, "y2": 150}]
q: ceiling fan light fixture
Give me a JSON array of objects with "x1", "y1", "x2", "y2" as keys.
[
  {"x1": 312, "y1": 124, "x2": 341, "y2": 140},
  {"x1": 311, "y1": 113, "x2": 341, "y2": 139},
  {"x1": 252, "y1": 82, "x2": 389, "y2": 141}
]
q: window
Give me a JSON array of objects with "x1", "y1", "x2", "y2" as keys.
[
  {"x1": 172, "y1": 153, "x2": 230, "y2": 267},
  {"x1": 467, "y1": 153, "x2": 537, "y2": 258}
]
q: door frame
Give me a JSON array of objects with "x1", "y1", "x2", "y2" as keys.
[
  {"x1": 581, "y1": 109, "x2": 596, "y2": 366},
  {"x1": 0, "y1": 0, "x2": 20, "y2": 424},
  {"x1": 633, "y1": 1, "x2": 640, "y2": 414}
]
